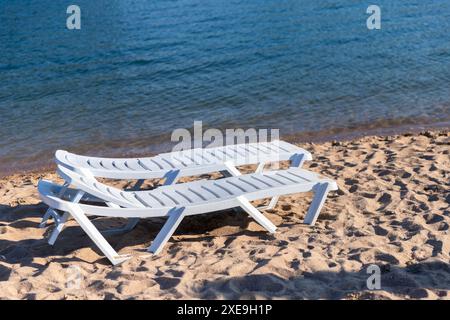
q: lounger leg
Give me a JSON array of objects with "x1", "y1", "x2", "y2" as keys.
[
  {"x1": 255, "y1": 162, "x2": 265, "y2": 173},
  {"x1": 68, "y1": 204, "x2": 131, "y2": 265},
  {"x1": 237, "y1": 196, "x2": 277, "y2": 233},
  {"x1": 39, "y1": 181, "x2": 70, "y2": 228},
  {"x1": 303, "y1": 182, "x2": 331, "y2": 225},
  {"x1": 39, "y1": 208, "x2": 60, "y2": 228},
  {"x1": 48, "y1": 190, "x2": 85, "y2": 245},
  {"x1": 48, "y1": 212, "x2": 70, "y2": 245},
  {"x1": 147, "y1": 208, "x2": 185, "y2": 255}
]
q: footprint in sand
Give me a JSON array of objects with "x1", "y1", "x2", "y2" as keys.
[
  {"x1": 375, "y1": 252, "x2": 400, "y2": 265},
  {"x1": 401, "y1": 171, "x2": 412, "y2": 178},
  {"x1": 373, "y1": 225, "x2": 389, "y2": 236},
  {"x1": 0, "y1": 265, "x2": 11, "y2": 281},
  {"x1": 378, "y1": 193, "x2": 392, "y2": 205},
  {"x1": 361, "y1": 192, "x2": 377, "y2": 199},
  {"x1": 154, "y1": 277, "x2": 181, "y2": 290},
  {"x1": 425, "y1": 239, "x2": 443, "y2": 256},
  {"x1": 437, "y1": 222, "x2": 449, "y2": 231},
  {"x1": 290, "y1": 258, "x2": 300, "y2": 270},
  {"x1": 423, "y1": 213, "x2": 444, "y2": 225}
]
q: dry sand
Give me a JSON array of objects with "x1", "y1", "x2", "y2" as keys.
[{"x1": 0, "y1": 131, "x2": 449, "y2": 300}]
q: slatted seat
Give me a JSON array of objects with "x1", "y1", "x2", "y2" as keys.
[{"x1": 38, "y1": 164, "x2": 338, "y2": 265}]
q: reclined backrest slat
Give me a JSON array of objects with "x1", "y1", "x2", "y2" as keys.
[{"x1": 58, "y1": 166, "x2": 140, "y2": 208}]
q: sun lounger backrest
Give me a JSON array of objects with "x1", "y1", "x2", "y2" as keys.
[{"x1": 56, "y1": 165, "x2": 144, "y2": 208}]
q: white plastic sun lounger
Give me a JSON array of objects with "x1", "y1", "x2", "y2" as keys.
[
  {"x1": 40, "y1": 140, "x2": 312, "y2": 227},
  {"x1": 38, "y1": 165, "x2": 337, "y2": 265},
  {"x1": 54, "y1": 140, "x2": 311, "y2": 180}
]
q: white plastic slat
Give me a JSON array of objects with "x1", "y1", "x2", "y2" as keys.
[
  {"x1": 121, "y1": 159, "x2": 144, "y2": 171},
  {"x1": 219, "y1": 146, "x2": 236, "y2": 158},
  {"x1": 86, "y1": 158, "x2": 103, "y2": 170},
  {"x1": 199, "y1": 185, "x2": 221, "y2": 199},
  {"x1": 224, "y1": 144, "x2": 247, "y2": 158},
  {"x1": 248, "y1": 143, "x2": 270, "y2": 155},
  {"x1": 285, "y1": 170, "x2": 311, "y2": 182},
  {"x1": 223, "y1": 179, "x2": 248, "y2": 193},
  {"x1": 160, "y1": 156, "x2": 178, "y2": 169},
  {"x1": 259, "y1": 174, "x2": 287, "y2": 186},
  {"x1": 210, "y1": 148, "x2": 228, "y2": 161},
  {"x1": 237, "y1": 176, "x2": 265, "y2": 190},
  {"x1": 274, "y1": 172, "x2": 298, "y2": 184},
  {"x1": 111, "y1": 160, "x2": 130, "y2": 171},
  {"x1": 253, "y1": 143, "x2": 272, "y2": 154},
  {"x1": 132, "y1": 192, "x2": 162, "y2": 207},
  {"x1": 171, "y1": 153, "x2": 196, "y2": 167},
  {"x1": 192, "y1": 150, "x2": 216, "y2": 164},
  {"x1": 179, "y1": 152, "x2": 202, "y2": 165},
  {"x1": 212, "y1": 182, "x2": 235, "y2": 196},
  {"x1": 118, "y1": 191, "x2": 145, "y2": 207},
  {"x1": 159, "y1": 154, "x2": 188, "y2": 167},
  {"x1": 240, "y1": 144, "x2": 257, "y2": 155},
  {"x1": 98, "y1": 160, "x2": 118, "y2": 171},
  {"x1": 173, "y1": 190, "x2": 194, "y2": 203},
  {"x1": 65, "y1": 153, "x2": 86, "y2": 168},
  {"x1": 137, "y1": 158, "x2": 164, "y2": 171},
  {"x1": 200, "y1": 150, "x2": 220, "y2": 163},
  {"x1": 249, "y1": 175, "x2": 274, "y2": 188},
  {"x1": 158, "y1": 191, "x2": 183, "y2": 206},
  {"x1": 135, "y1": 192, "x2": 167, "y2": 207}
]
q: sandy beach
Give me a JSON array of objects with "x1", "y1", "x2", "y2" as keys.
[{"x1": 0, "y1": 130, "x2": 448, "y2": 300}]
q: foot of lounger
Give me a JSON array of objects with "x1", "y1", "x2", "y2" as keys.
[
  {"x1": 48, "y1": 190, "x2": 85, "y2": 245},
  {"x1": 68, "y1": 203, "x2": 131, "y2": 266},
  {"x1": 39, "y1": 209, "x2": 52, "y2": 228},
  {"x1": 40, "y1": 181, "x2": 70, "y2": 228},
  {"x1": 39, "y1": 208, "x2": 61, "y2": 228},
  {"x1": 256, "y1": 196, "x2": 280, "y2": 211},
  {"x1": 48, "y1": 212, "x2": 70, "y2": 245},
  {"x1": 304, "y1": 182, "x2": 332, "y2": 225},
  {"x1": 237, "y1": 196, "x2": 277, "y2": 233},
  {"x1": 148, "y1": 208, "x2": 186, "y2": 255}
]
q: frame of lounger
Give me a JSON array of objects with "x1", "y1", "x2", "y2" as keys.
[
  {"x1": 40, "y1": 140, "x2": 312, "y2": 229},
  {"x1": 38, "y1": 165, "x2": 337, "y2": 265}
]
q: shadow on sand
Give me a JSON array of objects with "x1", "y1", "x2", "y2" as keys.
[
  {"x1": 1, "y1": 203, "x2": 449, "y2": 299},
  {"x1": 191, "y1": 261, "x2": 450, "y2": 299},
  {"x1": 0, "y1": 202, "x2": 273, "y2": 266}
]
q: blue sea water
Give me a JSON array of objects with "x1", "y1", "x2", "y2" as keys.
[{"x1": 1, "y1": 0, "x2": 450, "y2": 174}]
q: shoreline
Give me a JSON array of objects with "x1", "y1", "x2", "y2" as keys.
[{"x1": 1, "y1": 122, "x2": 449, "y2": 179}]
